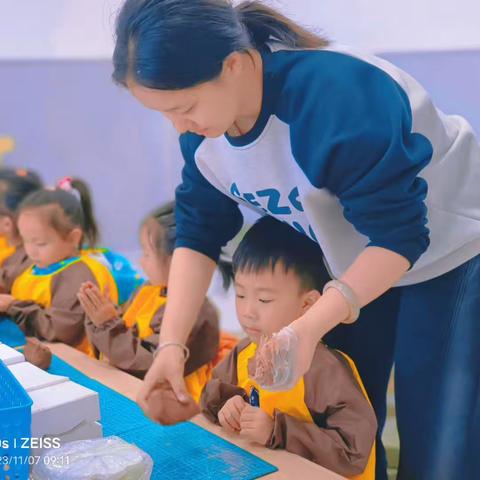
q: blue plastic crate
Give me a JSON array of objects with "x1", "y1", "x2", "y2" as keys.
[{"x1": 0, "y1": 360, "x2": 32, "y2": 480}]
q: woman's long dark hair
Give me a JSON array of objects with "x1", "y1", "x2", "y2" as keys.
[{"x1": 112, "y1": 0, "x2": 328, "y2": 90}]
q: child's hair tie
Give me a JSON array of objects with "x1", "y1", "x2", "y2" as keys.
[{"x1": 57, "y1": 176, "x2": 81, "y2": 202}]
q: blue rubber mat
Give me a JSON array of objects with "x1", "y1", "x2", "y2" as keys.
[
  {"x1": 0, "y1": 322, "x2": 277, "y2": 478},
  {"x1": 0, "y1": 316, "x2": 26, "y2": 347},
  {"x1": 46, "y1": 355, "x2": 278, "y2": 480}
]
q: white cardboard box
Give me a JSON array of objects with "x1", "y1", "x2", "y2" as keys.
[
  {"x1": 8, "y1": 361, "x2": 68, "y2": 392},
  {"x1": 29, "y1": 381, "x2": 101, "y2": 438},
  {"x1": 4, "y1": 345, "x2": 103, "y2": 454},
  {"x1": 0, "y1": 342, "x2": 25, "y2": 365}
]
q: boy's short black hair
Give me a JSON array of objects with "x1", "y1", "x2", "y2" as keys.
[{"x1": 232, "y1": 216, "x2": 331, "y2": 292}]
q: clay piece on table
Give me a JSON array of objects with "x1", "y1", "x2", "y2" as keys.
[{"x1": 23, "y1": 337, "x2": 52, "y2": 370}]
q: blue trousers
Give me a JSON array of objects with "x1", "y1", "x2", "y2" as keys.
[{"x1": 324, "y1": 254, "x2": 480, "y2": 480}]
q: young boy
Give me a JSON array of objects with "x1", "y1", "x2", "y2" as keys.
[{"x1": 201, "y1": 216, "x2": 377, "y2": 479}]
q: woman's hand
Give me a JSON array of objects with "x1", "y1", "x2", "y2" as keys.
[
  {"x1": 0, "y1": 294, "x2": 14, "y2": 312},
  {"x1": 137, "y1": 346, "x2": 195, "y2": 424},
  {"x1": 77, "y1": 282, "x2": 117, "y2": 326}
]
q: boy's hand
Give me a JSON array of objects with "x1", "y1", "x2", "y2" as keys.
[
  {"x1": 0, "y1": 294, "x2": 14, "y2": 312},
  {"x1": 218, "y1": 395, "x2": 248, "y2": 433},
  {"x1": 77, "y1": 282, "x2": 117, "y2": 326},
  {"x1": 239, "y1": 405, "x2": 274, "y2": 445}
]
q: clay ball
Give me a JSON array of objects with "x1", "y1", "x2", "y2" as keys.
[{"x1": 23, "y1": 337, "x2": 52, "y2": 370}]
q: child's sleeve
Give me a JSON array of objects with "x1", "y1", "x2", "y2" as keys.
[
  {"x1": 6, "y1": 262, "x2": 95, "y2": 345},
  {"x1": 87, "y1": 297, "x2": 220, "y2": 378},
  {"x1": 267, "y1": 346, "x2": 377, "y2": 477},
  {"x1": 0, "y1": 250, "x2": 31, "y2": 293},
  {"x1": 183, "y1": 298, "x2": 220, "y2": 375},
  {"x1": 85, "y1": 310, "x2": 157, "y2": 377},
  {"x1": 201, "y1": 339, "x2": 250, "y2": 424}
]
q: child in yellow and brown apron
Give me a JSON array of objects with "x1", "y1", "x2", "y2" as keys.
[
  {"x1": 201, "y1": 216, "x2": 377, "y2": 480},
  {"x1": 0, "y1": 168, "x2": 43, "y2": 292},
  {"x1": 0, "y1": 177, "x2": 118, "y2": 357},
  {"x1": 78, "y1": 201, "x2": 237, "y2": 402}
]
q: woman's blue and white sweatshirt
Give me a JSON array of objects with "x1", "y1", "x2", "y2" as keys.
[{"x1": 175, "y1": 43, "x2": 480, "y2": 286}]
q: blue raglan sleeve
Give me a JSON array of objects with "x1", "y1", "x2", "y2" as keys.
[
  {"x1": 285, "y1": 52, "x2": 432, "y2": 267},
  {"x1": 174, "y1": 133, "x2": 244, "y2": 261}
]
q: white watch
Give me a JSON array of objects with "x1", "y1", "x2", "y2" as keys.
[{"x1": 323, "y1": 280, "x2": 360, "y2": 324}]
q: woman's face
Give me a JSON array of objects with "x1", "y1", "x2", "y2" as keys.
[{"x1": 128, "y1": 53, "x2": 247, "y2": 138}]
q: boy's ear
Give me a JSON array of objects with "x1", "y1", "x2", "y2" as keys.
[
  {"x1": 301, "y1": 289, "x2": 321, "y2": 312},
  {"x1": 67, "y1": 227, "x2": 83, "y2": 248}
]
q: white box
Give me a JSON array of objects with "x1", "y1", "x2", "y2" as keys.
[
  {"x1": 0, "y1": 342, "x2": 24, "y2": 365},
  {"x1": 8, "y1": 362, "x2": 68, "y2": 392},
  {"x1": 29, "y1": 381, "x2": 101, "y2": 438}
]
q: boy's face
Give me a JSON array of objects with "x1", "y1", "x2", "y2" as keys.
[{"x1": 234, "y1": 262, "x2": 320, "y2": 344}]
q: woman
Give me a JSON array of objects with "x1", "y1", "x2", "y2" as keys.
[{"x1": 112, "y1": 1, "x2": 480, "y2": 479}]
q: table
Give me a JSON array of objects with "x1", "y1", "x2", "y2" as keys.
[{"x1": 48, "y1": 343, "x2": 345, "y2": 480}]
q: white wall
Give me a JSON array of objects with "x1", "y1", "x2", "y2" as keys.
[
  {"x1": 0, "y1": 0, "x2": 121, "y2": 59},
  {"x1": 277, "y1": 0, "x2": 480, "y2": 53},
  {"x1": 1, "y1": 0, "x2": 479, "y2": 60}
]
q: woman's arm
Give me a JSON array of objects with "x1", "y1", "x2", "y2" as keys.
[
  {"x1": 303, "y1": 245, "x2": 409, "y2": 340},
  {"x1": 137, "y1": 132, "x2": 243, "y2": 416},
  {"x1": 159, "y1": 248, "x2": 217, "y2": 344},
  {"x1": 137, "y1": 247, "x2": 216, "y2": 408}
]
